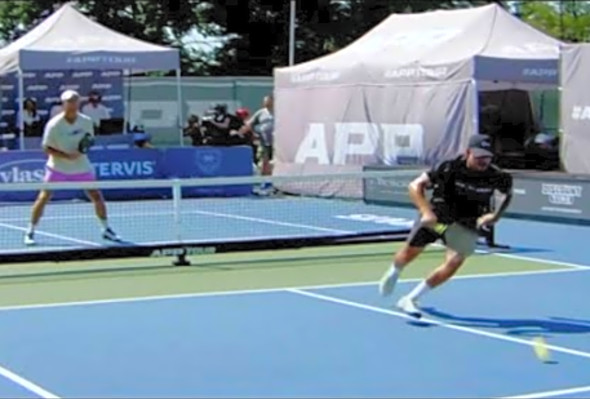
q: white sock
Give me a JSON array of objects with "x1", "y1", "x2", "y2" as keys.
[
  {"x1": 406, "y1": 280, "x2": 431, "y2": 301},
  {"x1": 27, "y1": 223, "x2": 36, "y2": 235},
  {"x1": 387, "y1": 262, "x2": 402, "y2": 279},
  {"x1": 98, "y1": 218, "x2": 109, "y2": 230}
]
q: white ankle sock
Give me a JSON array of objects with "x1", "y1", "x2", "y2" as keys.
[
  {"x1": 407, "y1": 280, "x2": 431, "y2": 301},
  {"x1": 27, "y1": 223, "x2": 36, "y2": 235},
  {"x1": 98, "y1": 218, "x2": 109, "y2": 230},
  {"x1": 387, "y1": 262, "x2": 402, "y2": 279}
]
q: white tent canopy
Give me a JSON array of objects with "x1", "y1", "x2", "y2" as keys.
[
  {"x1": 273, "y1": 4, "x2": 564, "y2": 181},
  {"x1": 0, "y1": 2, "x2": 182, "y2": 148},
  {"x1": 560, "y1": 43, "x2": 590, "y2": 174},
  {"x1": 276, "y1": 3, "x2": 563, "y2": 91}
]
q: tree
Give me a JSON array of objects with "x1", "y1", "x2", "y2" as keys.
[
  {"x1": 209, "y1": 0, "x2": 507, "y2": 76},
  {"x1": 518, "y1": 1, "x2": 590, "y2": 42},
  {"x1": 0, "y1": 0, "x2": 513, "y2": 76},
  {"x1": 0, "y1": 0, "x2": 222, "y2": 75},
  {"x1": 0, "y1": 0, "x2": 59, "y2": 45}
]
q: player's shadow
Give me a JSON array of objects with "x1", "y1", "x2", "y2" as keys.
[{"x1": 421, "y1": 307, "x2": 590, "y2": 336}]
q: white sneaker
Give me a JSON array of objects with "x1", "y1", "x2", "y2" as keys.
[
  {"x1": 396, "y1": 296, "x2": 422, "y2": 319},
  {"x1": 24, "y1": 232, "x2": 36, "y2": 246},
  {"x1": 379, "y1": 269, "x2": 399, "y2": 297},
  {"x1": 102, "y1": 228, "x2": 121, "y2": 242}
]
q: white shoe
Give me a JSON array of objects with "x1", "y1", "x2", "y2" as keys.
[
  {"x1": 24, "y1": 232, "x2": 36, "y2": 246},
  {"x1": 379, "y1": 269, "x2": 399, "y2": 297},
  {"x1": 396, "y1": 296, "x2": 422, "y2": 319},
  {"x1": 102, "y1": 228, "x2": 121, "y2": 242}
]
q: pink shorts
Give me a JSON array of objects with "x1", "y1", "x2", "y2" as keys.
[{"x1": 44, "y1": 167, "x2": 96, "y2": 183}]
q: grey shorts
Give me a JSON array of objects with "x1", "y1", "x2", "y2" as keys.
[{"x1": 407, "y1": 220, "x2": 479, "y2": 256}]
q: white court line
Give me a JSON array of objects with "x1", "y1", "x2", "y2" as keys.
[
  {"x1": 15, "y1": 208, "x2": 584, "y2": 273},
  {"x1": 0, "y1": 364, "x2": 59, "y2": 398},
  {"x1": 4, "y1": 206, "x2": 587, "y2": 273},
  {"x1": 190, "y1": 209, "x2": 352, "y2": 234},
  {"x1": 500, "y1": 384, "x2": 590, "y2": 399},
  {"x1": 0, "y1": 266, "x2": 583, "y2": 313},
  {"x1": 0, "y1": 269, "x2": 584, "y2": 399},
  {"x1": 0, "y1": 221, "x2": 100, "y2": 247},
  {"x1": 287, "y1": 288, "x2": 590, "y2": 361},
  {"x1": 491, "y1": 252, "x2": 590, "y2": 270}
]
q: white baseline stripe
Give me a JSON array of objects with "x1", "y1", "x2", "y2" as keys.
[
  {"x1": 0, "y1": 267, "x2": 583, "y2": 313},
  {"x1": 500, "y1": 384, "x2": 590, "y2": 399},
  {"x1": 0, "y1": 364, "x2": 59, "y2": 398},
  {"x1": 288, "y1": 288, "x2": 590, "y2": 361},
  {"x1": 0, "y1": 221, "x2": 100, "y2": 247}
]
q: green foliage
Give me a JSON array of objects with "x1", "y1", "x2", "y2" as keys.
[
  {"x1": 0, "y1": 0, "x2": 511, "y2": 76},
  {"x1": 519, "y1": 1, "x2": 590, "y2": 42}
]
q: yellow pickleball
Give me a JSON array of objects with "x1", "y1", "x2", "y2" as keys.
[{"x1": 533, "y1": 337, "x2": 551, "y2": 362}]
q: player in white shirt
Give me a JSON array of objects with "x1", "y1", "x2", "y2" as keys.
[
  {"x1": 24, "y1": 90, "x2": 120, "y2": 246},
  {"x1": 81, "y1": 90, "x2": 111, "y2": 130}
]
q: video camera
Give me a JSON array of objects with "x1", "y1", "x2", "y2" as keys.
[{"x1": 200, "y1": 104, "x2": 232, "y2": 145}]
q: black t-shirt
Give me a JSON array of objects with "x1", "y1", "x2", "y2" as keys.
[{"x1": 426, "y1": 156, "x2": 512, "y2": 229}]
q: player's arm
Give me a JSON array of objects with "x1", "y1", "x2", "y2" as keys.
[
  {"x1": 477, "y1": 173, "x2": 513, "y2": 228},
  {"x1": 41, "y1": 124, "x2": 78, "y2": 160},
  {"x1": 239, "y1": 110, "x2": 260, "y2": 135},
  {"x1": 408, "y1": 172, "x2": 433, "y2": 216},
  {"x1": 490, "y1": 174, "x2": 513, "y2": 222},
  {"x1": 44, "y1": 146, "x2": 77, "y2": 160}
]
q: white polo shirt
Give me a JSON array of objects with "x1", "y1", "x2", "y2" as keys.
[
  {"x1": 42, "y1": 113, "x2": 95, "y2": 174},
  {"x1": 81, "y1": 103, "x2": 111, "y2": 127}
]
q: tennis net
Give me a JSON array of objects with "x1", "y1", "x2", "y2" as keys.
[{"x1": 0, "y1": 169, "x2": 421, "y2": 264}]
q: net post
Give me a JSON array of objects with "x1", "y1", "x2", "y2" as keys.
[{"x1": 172, "y1": 179, "x2": 190, "y2": 266}]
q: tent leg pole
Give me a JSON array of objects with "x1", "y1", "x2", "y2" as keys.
[
  {"x1": 175, "y1": 68, "x2": 183, "y2": 146},
  {"x1": 471, "y1": 78, "x2": 480, "y2": 136},
  {"x1": 17, "y1": 69, "x2": 25, "y2": 150}
]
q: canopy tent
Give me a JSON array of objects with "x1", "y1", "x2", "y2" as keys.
[
  {"x1": 0, "y1": 2, "x2": 181, "y2": 148},
  {"x1": 560, "y1": 43, "x2": 590, "y2": 174},
  {"x1": 274, "y1": 3, "x2": 563, "y2": 178}
]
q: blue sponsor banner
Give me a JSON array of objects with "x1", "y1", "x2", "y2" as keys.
[
  {"x1": 163, "y1": 147, "x2": 253, "y2": 197},
  {"x1": 0, "y1": 146, "x2": 253, "y2": 202},
  {"x1": 0, "y1": 70, "x2": 123, "y2": 133}
]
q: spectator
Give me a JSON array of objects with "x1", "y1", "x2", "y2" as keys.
[
  {"x1": 49, "y1": 99, "x2": 63, "y2": 118},
  {"x1": 18, "y1": 98, "x2": 42, "y2": 136},
  {"x1": 200, "y1": 103, "x2": 248, "y2": 146},
  {"x1": 133, "y1": 133, "x2": 153, "y2": 149},
  {"x1": 82, "y1": 90, "x2": 111, "y2": 131},
  {"x1": 236, "y1": 107, "x2": 258, "y2": 163},
  {"x1": 200, "y1": 104, "x2": 231, "y2": 145},
  {"x1": 184, "y1": 114, "x2": 204, "y2": 146},
  {"x1": 130, "y1": 124, "x2": 153, "y2": 149},
  {"x1": 241, "y1": 95, "x2": 274, "y2": 194}
]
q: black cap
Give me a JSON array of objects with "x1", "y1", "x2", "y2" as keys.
[{"x1": 468, "y1": 134, "x2": 493, "y2": 157}]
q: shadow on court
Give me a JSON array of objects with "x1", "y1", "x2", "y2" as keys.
[{"x1": 420, "y1": 307, "x2": 590, "y2": 336}]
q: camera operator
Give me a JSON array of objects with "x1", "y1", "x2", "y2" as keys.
[
  {"x1": 184, "y1": 114, "x2": 204, "y2": 146},
  {"x1": 200, "y1": 104, "x2": 232, "y2": 145},
  {"x1": 200, "y1": 104, "x2": 249, "y2": 146}
]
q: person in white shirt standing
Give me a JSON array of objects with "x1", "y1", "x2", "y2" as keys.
[
  {"x1": 81, "y1": 90, "x2": 111, "y2": 132},
  {"x1": 24, "y1": 89, "x2": 120, "y2": 246}
]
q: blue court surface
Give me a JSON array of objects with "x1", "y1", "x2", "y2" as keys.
[
  {"x1": 0, "y1": 268, "x2": 589, "y2": 398},
  {"x1": 0, "y1": 196, "x2": 590, "y2": 397},
  {"x1": 0, "y1": 196, "x2": 414, "y2": 252}
]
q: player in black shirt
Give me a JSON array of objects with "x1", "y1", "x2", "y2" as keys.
[{"x1": 379, "y1": 134, "x2": 513, "y2": 318}]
